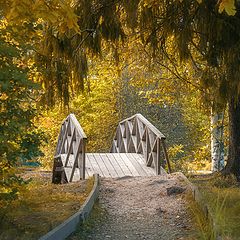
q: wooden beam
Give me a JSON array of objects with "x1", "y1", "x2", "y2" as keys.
[
  {"x1": 59, "y1": 119, "x2": 70, "y2": 154},
  {"x1": 162, "y1": 140, "x2": 172, "y2": 173},
  {"x1": 65, "y1": 128, "x2": 75, "y2": 167},
  {"x1": 156, "y1": 138, "x2": 161, "y2": 175}
]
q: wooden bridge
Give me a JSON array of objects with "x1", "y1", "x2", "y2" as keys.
[{"x1": 52, "y1": 114, "x2": 171, "y2": 183}]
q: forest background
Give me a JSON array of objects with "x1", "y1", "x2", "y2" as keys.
[{"x1": 1, "y1": 0, "x2": 237, "y2": 204}]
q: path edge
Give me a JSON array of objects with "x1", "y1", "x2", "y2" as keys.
[
  {"x1": 176, "y1": 172, "x2": 220, "y2": 239},
  {"x1": 39, "y1": 174, "x2": 100, "y2": 240}
]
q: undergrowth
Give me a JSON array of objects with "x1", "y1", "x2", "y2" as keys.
[
  {"x1": 186, "y1": 192, "x2": 215, "y2": 240},
  {"x1": 189, "y1": 173, "x2": 240, "y2": 240},
  {"x1": 67, "y1": 202, "x2": 107, "y2": 240}
]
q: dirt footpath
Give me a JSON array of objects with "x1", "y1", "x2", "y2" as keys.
[{"x1": 69, "y1": 173, "x2": 198, "y2": 240}]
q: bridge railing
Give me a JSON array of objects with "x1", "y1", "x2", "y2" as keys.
[
  {"x1": 52, "y1": 114, "x2": 87, "y2": 183},
  {"x1": 110, "y1": 113, "x2": 171, "y2": 174}
]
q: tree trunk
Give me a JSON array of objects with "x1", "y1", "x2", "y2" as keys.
[
  {"x1": 224, "y1": 97, "x2": 240, "y2": 179},
  {"x1": 211, "y1": 110, "x2": 224, "y2": 172}
]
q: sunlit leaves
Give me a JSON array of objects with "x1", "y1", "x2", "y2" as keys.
[
  {"x1": 218, "y1": 0, "x2": 236, "y2": 16},
  {"x1": 0, "y1": 21, "x2": 44, "y2": 202},
  {"x1": 140, "y1": 0, "x2": 158, "y2": 8},
  {"x1": 176, "y1": 0, "x2": 236, "y2": 16},
  {"x1": 71, "y1": 54, "x2": 120, "y2": 152},
  {"x1": 5, "y1": 0, "x2": 79, "y2": 33}
]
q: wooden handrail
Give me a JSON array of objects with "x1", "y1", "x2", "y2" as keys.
[
  {"x1": 120, "y1": 114, "x2": 166, "y2": 139},
  {"x1": 111, "y1": 113, "x2": 171, "y2": 174},
  {"x1": 53, "y1": 114, "x2": 87, "y2": 182}
]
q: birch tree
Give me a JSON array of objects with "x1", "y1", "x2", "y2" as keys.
[{"x1": 211, "y1": 111, "x2": 225, "y2": 171}]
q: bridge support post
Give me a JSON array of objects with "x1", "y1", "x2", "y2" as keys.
[{"x1": 52, "y1": 155, "x2": 67, "y2": 184}]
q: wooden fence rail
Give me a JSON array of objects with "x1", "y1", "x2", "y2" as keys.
[
  {"x1": 110, "y1": 113, "x2": 171, "y2": 174},
  {"x1": 52, "y1": 114, "x2": 87, "y2": 183}
]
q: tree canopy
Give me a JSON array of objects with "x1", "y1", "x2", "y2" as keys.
[{"x1": 1, "y1": 0, "x2": 240, "y2": 198}]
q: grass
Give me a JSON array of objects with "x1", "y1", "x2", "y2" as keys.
[
  {"x1": 189, "y1": 173, "x2": 240, "y2": 240},
  {"x1": 67, "y1": 202, "x2": 107, "y2": 240},
  {"x1": 186, "y1": 191, "x2": 216, "y2": 240},
  {"x1": 0, "y1": 169, "x2": 94, "y2": 240}
]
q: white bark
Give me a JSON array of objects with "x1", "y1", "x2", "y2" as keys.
[{"x1": 211, "y1": 111, "x2": 224, "y2": 172}]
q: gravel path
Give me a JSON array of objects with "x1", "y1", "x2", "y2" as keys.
[{"x1": 69, "y1": 173, "x2": 197, "y2": 240}]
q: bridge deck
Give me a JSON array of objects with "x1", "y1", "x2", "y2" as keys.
[{"x1": 62, "y1": 153, "x2": 163, "y2": 182}]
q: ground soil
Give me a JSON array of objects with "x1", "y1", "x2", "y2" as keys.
[
  {"x1": 69, "y1": 173, "x2": 199, "y2": 240},
  {"x1": 0, "y1": 169, "x2": 92, "y2": 240}
]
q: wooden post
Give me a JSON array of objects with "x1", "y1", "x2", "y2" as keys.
[
  {"x1": 80, "y1": 138, "x2": 86, "y2": 180},
  {"x1": 65, "y1": 128, "x2": 75, "y2": 167},
  {"x1": 59, "y1": 120, "x2": 70, "y2": 154},
  {"x1": 52, "y1": 155, "x2": 63, "y2": 184},
  {"x1": 156, "y1": 138, "x2": 161, "y2": 175},
  {"x1": 162, "y1": 140, "x2": 171, "y2": 173}
]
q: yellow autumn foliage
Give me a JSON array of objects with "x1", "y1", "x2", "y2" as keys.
[
  {"x1": 5, "y1": 0, "x2": 79, "y2": 33},
  {"x1": 218, "y1": 0, "x2": 236, "y2": 16}
]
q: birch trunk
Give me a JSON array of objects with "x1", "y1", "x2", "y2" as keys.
[{"x1": 211, "y1": 111, "x2": 224, "y2": 172}]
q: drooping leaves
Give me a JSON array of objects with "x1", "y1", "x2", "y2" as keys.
[{"x1": 219, "y1": 0, "x2": 236, "y2": 16}]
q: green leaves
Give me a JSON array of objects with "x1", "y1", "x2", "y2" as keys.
[{"x1": 0, "y1": 22, "x2": 45, "y2": 203}]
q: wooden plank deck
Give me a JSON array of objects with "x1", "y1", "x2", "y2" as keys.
[{"x1": 62, "y1": 153, "x2": 159, "y2": 181}]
